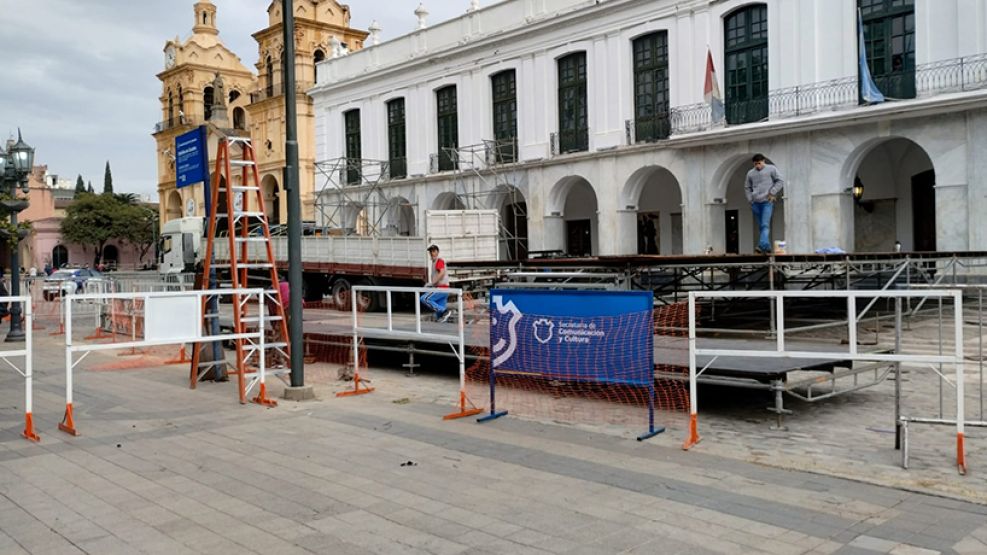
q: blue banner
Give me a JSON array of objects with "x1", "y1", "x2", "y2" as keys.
[
  {"x1": 176, "y1": 126, "x2": 208, "y2": 189},
  {"x1": 489, "y1": 290, "x2": 654, "y2": 387},
  {"x1": 858, "y1": 9, "x2": 886, "y2": 104}
]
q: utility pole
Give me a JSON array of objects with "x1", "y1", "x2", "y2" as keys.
[{"x1": 282, "y1": 0, "x2": 308, "y2": 394}]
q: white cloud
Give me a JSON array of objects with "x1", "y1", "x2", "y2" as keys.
[{"x1": 0, "y1": 0, "x2": 475, "y2": 197}]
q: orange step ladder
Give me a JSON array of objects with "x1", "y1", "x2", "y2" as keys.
[{"x1": 189, "y1": 135, "x2": 290, "y2": 405}]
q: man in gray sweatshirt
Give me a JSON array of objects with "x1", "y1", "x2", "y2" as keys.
[{"x1": 745, "y1": 153, "x2": 785, "y2": 254}]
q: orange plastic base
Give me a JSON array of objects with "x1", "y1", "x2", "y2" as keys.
[
  {"x1": 682, "y1": 413, "x2": 701, "y2": 450},
  {"x1": 58, "y1": 403, "x2": 80, "y2": 436},
  {"x1": 166, "y1": 346, "x2": 191, "y2": 365},
  {"x1": 117, "y1": 347, "x2": 147, "y2": 357},
  {"x1": 252, "y1": 383, "x2": 278, "y2": 407},
  {"x1": 84, "y1": 329, "x2": 115, "y2": 341},
  {"x1": 443, "y1": 392, "x2": 483, "y2": 420},
  {"x1": 336, "y1": 376, "x2": 374, "y2": 397},
  {"x1": 22, "y1": 413, "x2": 40, "y2": 442},
  {"x1": 958, "y1": 432, "x2": 967, "y2": 475}
]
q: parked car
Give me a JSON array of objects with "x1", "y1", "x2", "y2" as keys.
[{"x1": 42, "y1": 269, "x2": 108, "y2": 301}]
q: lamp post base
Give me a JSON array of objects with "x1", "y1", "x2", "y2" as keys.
[{"x1": 5, "y1": 328, "x2": 25, "y2": 342}]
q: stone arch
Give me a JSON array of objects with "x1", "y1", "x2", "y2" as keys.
[
  {"x1": 52, "y1": 245, "x2": 69, "y2": 269},
  {"x1": 707, "y1": 153, "x2": 787, "y2": 254},
  {"x1": 384, "y1": 196, "x2": 416, "y2": 237},
  {"x1": 487, "y1": 184, "x2": 529, "y2": 261},
  {"x1": 166, "y1": 190, "x2": 183, "y2": 221},
  {"x1": 844, "y1": 137, "x2": 936, "y2": 252},
  {"x1": 548, "y1": 176, "x2": 598, "y2": 256},
  {"x1": 620, "y1": 166, "x2": 684, "y2": 255},
  {"x1": 261, "y1": 174, "x2": 281, "y2": 225},
  {"x1": 102, "y1": 244, "x2": 120, "y2": 268},
  {"x1": 432, "y1": 192, "x2": 466, "y2": 210}
]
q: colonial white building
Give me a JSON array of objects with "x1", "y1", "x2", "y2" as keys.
[{"x1": 310, "y1": 0, "x2": 987, "y2": 258}]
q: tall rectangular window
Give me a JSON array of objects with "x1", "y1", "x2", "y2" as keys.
[
  {"x1": 859, "y1": 0, "x2": 915, "y2": 100},
  {"x1": 491, "y1": 70, "x2": 518, "y2": 163},
  {"x1": 436, "y1": 86, "x2": 458, "y2": 171},
  {"x1": 387, "y1": 98, "x2": 407, "y2": 179},
  {"x1": 558, "y1": 52, "x2": 588, "y2": 153},
  {"x1": 344, "y1": 109, "x2": 361, "y2": 184},
  {"x1": 724, "y1": 4, "x2": 769, "y2": 124},
  {"x1": 633, "y1": 32, "x2": 670, "y2": 142}
]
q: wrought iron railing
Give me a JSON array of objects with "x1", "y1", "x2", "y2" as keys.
[{"x1": 669, "y1": 53, "x2": 987, "y2": 135}]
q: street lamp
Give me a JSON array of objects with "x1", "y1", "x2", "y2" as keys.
[{"x1": 0, "y1": 129, "x2": 35, "y2": 342}]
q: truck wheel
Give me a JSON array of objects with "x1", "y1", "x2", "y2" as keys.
[
  {"x1": 355, "y1": 279, "x2": 379, "y2": 312},
  {"x1": 302, "y1": 275, "x2": 325, "y2": 303},
  {"x1": 331, "y1": 279, "x2": 351, "y2": 311}
]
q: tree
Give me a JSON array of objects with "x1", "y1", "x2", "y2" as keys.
[
  {"x1": 87, "y1": 181, "x2": 94, "y2": 194},
  {"x1": 60, "y1": 193, "x2": 131, "y2": 266},
  {"x1": 124, "y1": 205, "x2": 159, "y2": 267},
  {"x1": 103, "y1": 161, "x2": 113, "y2": 194},
  {"x1": 74, "y1": 175, "x2": 85, "y2": 198}
]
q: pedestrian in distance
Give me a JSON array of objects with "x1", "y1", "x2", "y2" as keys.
[
  {"x1": 421, "y1": 244, "x2": 452, "y2": 323},
  {"x1": 745, "y1": 153, "x2": 785, "y2": 254}
]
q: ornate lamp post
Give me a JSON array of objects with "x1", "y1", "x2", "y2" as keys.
[{"x1": 0, "y1": 129, "x2": 35, "y2": 342}]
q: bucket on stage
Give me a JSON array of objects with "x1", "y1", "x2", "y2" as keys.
[{"x1": 773, "y1": 240, "x2": 787, "y2": 254}]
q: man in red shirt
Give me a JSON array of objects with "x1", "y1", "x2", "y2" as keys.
[{"x1": 421, "y1": 245, "x2": 451, "y2": 322}]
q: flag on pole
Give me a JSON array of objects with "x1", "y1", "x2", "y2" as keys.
[
  {"x1": 858, "y1": 8, "x2": 886, "y2": 104},
  {"x1": 704, "y1": 48, "x2": 726, "y2": 124}
]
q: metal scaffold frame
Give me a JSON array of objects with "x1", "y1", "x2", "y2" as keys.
[
  {"x1": 314, "y1": 157, "x2": 419, "y2": 238},
  {"x1": 444, "y1": 139, "x2": 528, "y2": 261}
]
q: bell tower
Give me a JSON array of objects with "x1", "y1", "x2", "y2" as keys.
[{"x1": 193, "y1": 1, "x2": 218, "y2": 36}]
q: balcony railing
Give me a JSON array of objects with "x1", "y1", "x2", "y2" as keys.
[
  {"x1": 249, "y1": 81, "x2": 316, "y2": 103},
  {"x1": 153, "y1": 116, "x2": 198, "y2": 134},
  {"x1": 669, "y1": 52, "x2": 987, "y2": 135}
]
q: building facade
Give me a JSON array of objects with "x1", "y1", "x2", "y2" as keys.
[
  {"x1": 311, "y1": 0, "x2": 987, "y2": 257},
  {"x1": 153, "y1": 0, "x2": 367, "y2": 227}
]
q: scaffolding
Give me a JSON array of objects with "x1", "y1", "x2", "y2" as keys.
[
  {"x1": 443, "y1": 140, "x2": 528, "y2": 260},
  {"x1": 314, "y1": 157, "x2": 418, "y2": 237}
]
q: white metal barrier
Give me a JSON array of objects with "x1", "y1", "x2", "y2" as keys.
[
  {"x1": 59, "y1": 288, "x2": 268, "y2": 436},
  {"x1": 685, "y1": 289, "x2": 968, "y2": 474},
  {"x1": 900, "y1": 284, "x2": 987, "y2": 471},
  {"x1": 341, "y1": 285, "x2": 482, "y2": 420},
  {"x1": 0, "y1": 297, "x2": 36, "y2": 441}
]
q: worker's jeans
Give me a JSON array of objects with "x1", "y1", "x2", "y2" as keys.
[
  {"x1": 751, "y1": 201, "x2": 774, "y2": 253},
  {"x1": 421, "y1": 291, "x2": 448, "y2": 316}
]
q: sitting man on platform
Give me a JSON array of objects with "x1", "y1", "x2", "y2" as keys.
[{"x1": 421, "y1": 244, "x2": 452, "y2": 322}]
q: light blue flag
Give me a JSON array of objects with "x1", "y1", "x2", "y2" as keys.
[{"x1": 858, "y1": 9, "x2": 886, "y2": 104}]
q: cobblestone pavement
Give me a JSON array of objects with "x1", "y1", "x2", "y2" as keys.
[{"x1": 1, "y1": 332, "x2": 987, "y2": 555}]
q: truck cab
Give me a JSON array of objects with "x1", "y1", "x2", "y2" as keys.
[{"x1": 159, "y1": 217, "x2": 203, "y2": 274}]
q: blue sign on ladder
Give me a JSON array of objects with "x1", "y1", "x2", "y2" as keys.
[{"x1": 176, "y1": 126, "x2": 208, "y2": 189}]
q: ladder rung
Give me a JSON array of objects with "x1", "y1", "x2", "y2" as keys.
[
  {"x1": 230, "y1": 160, "x2": 256, "y2": 167},
  {"x1": 227, "y1": 136, "x2": 252, "y2": 143},
  {"x1": 230, "y1": 186, "x2": 260, "y2": 192},
  {"x1": 233, "y1": 212, "x2": 266, "y2": 218},
  {"x1": 234, "y1": 237, "x2": 269, "y2": 243},
  {"x1": 242, "y1": 316, "x2": 282, "y2": 323},
  {"x1": 211, "y1": 263, "x2": 274, "y2": 269}
]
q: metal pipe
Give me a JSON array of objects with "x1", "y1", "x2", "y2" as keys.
[{"x1": 283, "y1": 0, "x2": 305, "y2": 388}]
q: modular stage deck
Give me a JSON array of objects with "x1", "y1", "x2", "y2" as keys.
[
  {"x1": 282, "y1": 309, "x2": 875, "y2": 425},
  {"x1": 449, "y1": 250, "x2": 987, "y2": 302}
]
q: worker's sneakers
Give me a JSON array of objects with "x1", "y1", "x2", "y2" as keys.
[{"x1": 438, "y1": 309, "x2": 452, "y2": 323}]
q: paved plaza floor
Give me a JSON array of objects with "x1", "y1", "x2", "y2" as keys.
[{"x1": 1, "y1": 335, "x2": 987, "y2": 554}]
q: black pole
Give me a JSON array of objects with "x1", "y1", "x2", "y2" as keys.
[
  {"x1": 282, "y1": 0, "x2": 304, "y2": 387},
  {"x1": 6, "y1": 206, "x2": 24, "y2": 342}
]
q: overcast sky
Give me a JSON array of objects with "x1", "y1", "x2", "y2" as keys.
[{"x1": 0, "y1": 0, "x2": 474, "y2": 197}]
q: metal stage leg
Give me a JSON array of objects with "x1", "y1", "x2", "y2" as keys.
[
  {"x1": 403, "y1": 343, "x2": 419, "y2": 377},
  {"x1": 768, "y1": 380, "x2": 792, "y2": 431}
]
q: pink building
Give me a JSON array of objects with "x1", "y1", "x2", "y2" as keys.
[{"x1": 0, "y1": 166, "x2": 155, "y2": 273}]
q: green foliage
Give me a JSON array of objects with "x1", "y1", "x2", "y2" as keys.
[
  {"x1": 60, "y1": 192, "x2": 154, "y2": 265},
  {"x1": 87, "y1": 181, "x2": 94, "y2": 193},
  {"x1": 74, "y1": 175, "x2": 85, "y2": 199},
  {"x1": 103, "y1": 161, "x2": 113, "y2": 194}
]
